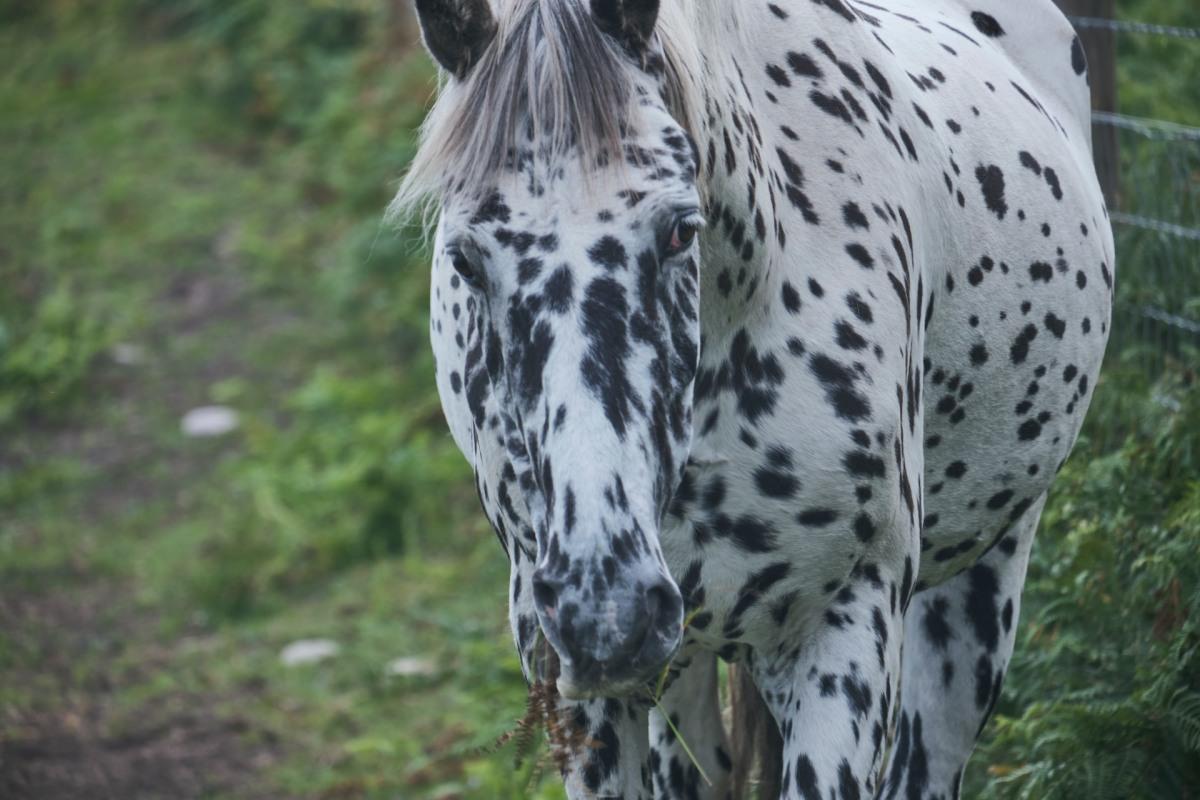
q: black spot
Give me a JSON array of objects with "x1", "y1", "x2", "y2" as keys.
[
  {"x1": 854, "y1": 513, "x2": 877, "y2": 542},
  {"x1": 922, "y1": 596, "x2": 954, "y2": 651},
  {"x1": 971, "y1": 12, "x2": 1005, "y2": 38},
  {"x1": 811, "y1": 354, "x2": 872, "y2": 422},
  {"x1": 836, "y1": 321, "x2": 868, "y2": 351},
  {"x1": 813, "y1": 0, "x2": 856, "y2": 24},
  {"x1": 846, "y1": 243, "x2": 874, "y2": 269},
  {"x1": 795, "y1": 755, "x2": 820, "y2": 800},
  {"x1": 782, "y1": 281, "x2": 802, "y2": 313},
  {"x1": 1009, "y1": 324, "x2": 1038, "y2": 365},
  {"x1": 975, "y1": 164, "x2": 1008, "y2": 219},
  {"x1": 470, "y1": 190, "x2": 511, "y2": 225},
  {"x1": 798, "y1": 508, "x2": 838, "y2": 527},
  {"x1": 1044, "y1": 312, "x2": 1066, "y2": 339},
  {"x1": 717, "y1": 270, "x2": 733, "y2": 297},
  {"x1": 843, "y1": 202, "x2": 870, "y2": 230},
  {"x1": 986, "y1": 489, "x2": 1014, "y2": 510},
  {"x1": 1071, "y1": 36, "x2": 1087, "y2": 75},
  {"x1": 518, "y1": 257, "x2": 543, "y2": 284},
  {"x1": 912, "y1": 102, "x2": 933, "y2": 128},
  {"x1": 729, "y1": 516, "x2": 776, "y2": 553},
  {"x1": 838, "y1": 759, "x2": 861, "y2": 800},
  {"x1": 1017, "y1": 419, "x2": 1042, "y2": 440},
  {"x1": 846, "y1": 293, "x2": 873, "y2": 323},
  {"x1": 777, "y1": 147, "x2": 820, "y2": 223},
  {"x1": 588, "y1": 236, "x2": 627, "y2": 271},
  {"x1": 842, "y1": 671, "x2": 872, "y2": 718},
  {"x1": 766, "y1": 63, "x2": 791, "y2": 87},
  {"x1": 965, "y1": 564, "x2": 1001, "y2": 651},
  {"x1": 580, "y1": 277, "x2": 638, "y2": 435},
  {"x1": 1029, "y1": 261, "x2": 1053, "y2": 283},
  {"x1": 974, "y1": 654, "x2": 993, "y2": 709},
  {"x1": 865, "y1": 60, "x2": 892, "y2": 99},
  {"x1": 755, "y1": 467, "x2": 799, "y2": 499},
  {"x1": 787, "y1": 51, "x2": 823, "y2": 79},
  {"x1": 1044, "y1": 167, "x2": 1063, "y2": 201},
  {"x1": 810, "y1": 89, "x2": 855, "y2": 126}
]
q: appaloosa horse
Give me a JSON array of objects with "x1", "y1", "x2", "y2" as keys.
[{"x1": 395, "y1": 0, "x2": 1113, "y2": 796}]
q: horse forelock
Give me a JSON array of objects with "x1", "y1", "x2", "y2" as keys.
[{"x1": 390, "y1": 0, "x2": 703, "y2": 223}]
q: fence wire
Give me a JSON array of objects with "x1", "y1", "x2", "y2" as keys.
[
  {"x1": 1067, "y1": 16, "x2": 1200, "y2": 40},
  {"x1": 1092, "y1": 111, "x2": 1200, "y2": 143},
  {"x1": 1067, "y1": 15, "x2": 1200, "y2": 441},
  {"x1": 1110, "y1": 212, "x2": 1200, "y2": 242}
]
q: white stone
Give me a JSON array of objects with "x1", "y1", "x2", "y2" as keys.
[
  {"x1": 280, "y1": 639, "x2": 340, "y2": 666},
  {"x1": 385, "y1": 656, "x2": 437, "y2": 677},
  {"x1": 111, "y1": 343, "x2": 145, "y2": 366},
  {"x1": 181, "y1": 405, "x2": 240, "y2": 438}
]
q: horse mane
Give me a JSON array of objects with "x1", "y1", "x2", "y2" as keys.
[{"x1": 388, "y1": 0, "x2": 704, "y2": 223}]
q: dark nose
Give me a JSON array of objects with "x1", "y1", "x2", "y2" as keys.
[{"x1": 532, "y1": 570, "x2": 683, "y2": 686}]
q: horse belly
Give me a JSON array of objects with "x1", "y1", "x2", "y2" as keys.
[{"x1": 917, "y1": 180, "x2": 1113, "y2": 587}]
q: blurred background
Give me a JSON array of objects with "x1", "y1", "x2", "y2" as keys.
[{"x1": 0, "y1": 1, "x2": 1196, "y2": 798}]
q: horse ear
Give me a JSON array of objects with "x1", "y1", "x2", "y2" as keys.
[
  {"x1": 414, "y1": 0, "x2": 497, "y2": 80},
  {"x1": 590, "y1": 0, "x2": 661, "y2": 54}
]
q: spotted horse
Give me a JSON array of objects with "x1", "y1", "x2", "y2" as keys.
[{"x1": 395, "y1": 0, "x2": 1113, "y2": 796}]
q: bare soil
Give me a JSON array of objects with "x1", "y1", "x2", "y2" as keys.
[
  {"x1": 0, "y1": 579, "x2": 284, "y2": 799},
  {"x1": 0, "y1": 256, "x2": 303, "y2": 799}
]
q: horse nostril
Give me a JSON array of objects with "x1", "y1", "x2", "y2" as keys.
[
  {"x1": 532, "y1": 574, "x2": 560, "y2": 617},
  {"x1": 645, "y1": 579, "x2": 684, "y2": 635}
]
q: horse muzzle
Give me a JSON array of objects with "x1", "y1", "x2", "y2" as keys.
[{"x1": 532, "y1": 567, "x2": 684, "y2": 698}]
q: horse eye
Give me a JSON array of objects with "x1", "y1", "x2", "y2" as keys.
[
  {"x1": 665, "y1": 217, "x2": 701, "y2": 258},
  {"x1": 449, "y1": 248, "x2": 484, "y2": 289}
]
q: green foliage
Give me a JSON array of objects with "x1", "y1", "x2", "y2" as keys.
[
  {"x1": 0, "y1": 3, "x2": 554, "y2": 795},
  {"x1": 0, "y1": 280, "x2": 110, "y2": 424},
  {"x1": 971, "y1": 372, "x2": 1200, "y2": 798},
  {"x1": 1116, "y1": 0, "x2": 1200, "y2": 126},
  {"x1": 1, "y1": 2, "x2": 1198, "y2": 799},
  {"x1": 179, "y1": 367, "x2": 471, "y2": 620}
]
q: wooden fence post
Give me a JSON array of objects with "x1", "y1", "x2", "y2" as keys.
[{"x1": 1053, "y1": 0, "x2": 1120, "y2": 208}]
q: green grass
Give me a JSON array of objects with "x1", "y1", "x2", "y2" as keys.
[
  {"x1": 1, "y1": 2, "x2": 1197, "y2": 799},
  {"x1": 0, "y1": 4, "x2": 560, "y2": 797}
]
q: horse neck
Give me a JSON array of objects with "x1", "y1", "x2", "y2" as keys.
[{"x1": 687, "y1": 13, "x2": 776, "y2": 338}]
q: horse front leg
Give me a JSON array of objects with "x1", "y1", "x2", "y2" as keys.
[
  {"x1": 554, "y1": 693, "x2": 653, "y2": 800},
  {"x1": 649, "y1": 650, "x2": 734, "y2": 799},
  {"x1": 879, "y1": 495, "x2": 1047, "y2": 800},
  {"x1": 749, "y1": 560, "x2": 909, "y2": 800},
  {"x1": 508, "y1": 551, "x2": 653, "y2": 799}
]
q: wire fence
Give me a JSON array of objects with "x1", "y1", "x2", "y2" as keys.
[
  {"x1": 1092, "y1": 111, "x2": 1200, "y2": 144},
  {"x1": 1065, "y1": 13, "x2": 1200, "y2": 420},
  {"x1": 1069, "y1": 16, "x2": 1200, "y2": 40}
]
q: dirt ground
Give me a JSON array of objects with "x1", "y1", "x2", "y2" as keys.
[
  {"x1": 0, "y1": 584, "x2": 281, "y2": 800},
  {"x1": 0, "y1": 262, "x2": 300, "y2": 799}
]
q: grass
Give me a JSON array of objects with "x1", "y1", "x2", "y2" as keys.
[
  {"x1": 0, "y1": 5, "x2": 558, "y2": 797},
  {"x1": 1, "y1": 2, "x2": 1198, "y2": 799}
]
